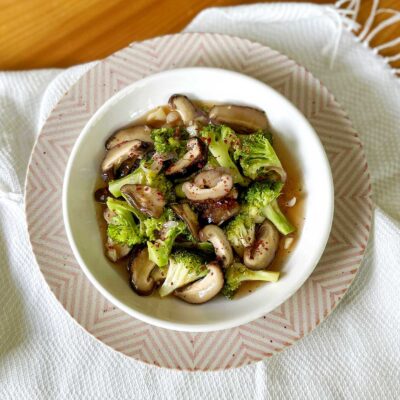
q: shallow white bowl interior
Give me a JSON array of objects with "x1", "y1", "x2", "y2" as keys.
[{"x1": 63, "y1": 67, "x2": 333, "y2": 332}]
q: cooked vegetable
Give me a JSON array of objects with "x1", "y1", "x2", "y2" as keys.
[
  {"x1": 106, "y1": 198, "x2": 145, "y2": 246},
  {"x1": 121, "y1": 184, "x2": 166, "y2": 218},
  {"x1": 105, "y1": 237, "x2": 132, "y2": 262},
  {"x1": 147, "y1": 219, "x2": 188, "y2": 267},
  {"x1": 222, "y1": 262, "x2": 280, "y2": 299},
  {"x1": 159, "y1": 250, "x2": 208, "y2": 297},
  {"x1": 165, "y1": 137, "x2": 207, "y2": 177},
  {"x1": 129, "y1": 247, "x2": 156, "y2": 295},
  {"x1": 108, "y1": 158, "x2": 173, "y2": 199},
  {"x1": 151, "y1": 127, "x2": 184, "y2": 157},
  {"x1": 143, "y1": 208, "x2": 176, "y2": 241},
  {"x1": 225, "y1": 214, "x2": 256, "y2": 257},
  {"x1": 234, "y1": 131, "x2": 286, "y2": 182},
  {"x1": 182, "y1": 170, "x2": 233, "y2": 201},
  {"x1": 96, "y1": 96, "x2": 300, "y2": 304},
  {"x1": 170, "y1": 203, "x2": 200, "y2": 240},
  {"x1": 106, "y1": 125, "x2": 153, "y2": 150},
  {"x1": 199, "y1": 225, "x2": 233, "y2": 268},
  {"x1": 175, "y1": 261, "x2": 224, "y2": 304},
  {"x1": 243, "y1": 220, "x2": 279, "y2": 270},
  {"x1": 244, "y1": 181, "x2": 295, "y2": 235},
  {"x1": 195, "y1": 196, "x2": 240, "y2": 225},
  {"x1": 101, "y1": 140, "x2": 147, "y2": 173},
  {"x1": 209, "y1": 105, "x2": 269, "y2": 133},
  {"x1": 200, "y1": 125, "x2": 245, "y2": 185}
]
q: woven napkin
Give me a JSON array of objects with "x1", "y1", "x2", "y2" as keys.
[{"x1": 1, "y1": 2, "x2": 399, "y2": 399}]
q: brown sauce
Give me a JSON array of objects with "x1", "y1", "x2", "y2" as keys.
[{"x1": 95, "y1": 101, "x2": 305, "y2": 298}]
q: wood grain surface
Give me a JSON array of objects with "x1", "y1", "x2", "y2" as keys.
[{"x1": 1, "y1": 0, "x2": 399, "y2": 70}]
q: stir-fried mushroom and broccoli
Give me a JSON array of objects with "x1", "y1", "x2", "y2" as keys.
[{"x1": 94, "y1": 94, "x2": 298, "y2": 304}]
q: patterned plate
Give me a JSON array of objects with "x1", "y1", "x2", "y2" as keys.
[{"x1": 25, "y1": 33, "x2": 372, "y2": 370}]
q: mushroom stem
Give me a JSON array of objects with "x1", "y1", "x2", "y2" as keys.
[
  {"x1": 175, "y1": 262, "x2": 224, "y2": 304},
  {"x1": 199, "y1": 225, "x2": 234, "y2": 268}
]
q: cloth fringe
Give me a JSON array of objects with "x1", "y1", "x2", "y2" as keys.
[{"x1": 334, "y1": 0, "x2": 400, "y2": 76}]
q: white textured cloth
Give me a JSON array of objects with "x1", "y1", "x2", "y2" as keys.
[{"x1": 1, "y1": 3, "x2": 400, "y2": 399}]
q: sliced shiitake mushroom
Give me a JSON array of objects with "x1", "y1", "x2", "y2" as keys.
[
  {"x1": 105, "y1": 237, "x2": 131, "y2": 262},
  {"x1": 243, "y1": 220, "x2": 279, "y2": 270},
  {"x1": 121, "y1": 184, "x2": 166, "y2": 218},
  {"x1": 105, "y1": 125, "x2": 153, "y2": 150},
  {"x1": 150, "y1": 266, "x2": 167, "y2": 285},
  {"x1": 165, "y1": 138, "x2": 207, "y2": 177},
  {"x1": 197, "y1": 197, "x2": 240, "y2": 225},
  {"x1": 101, "y1": 140, "x2": 147, "y2": 173},
  {"x1": 209, "y1": 105, "x2": 269, "y2": 133},
  {"x1": 182, "y1": 169, "x2": 233, "y2": 201},
  {"x1": 168, "y1": 94, "x2": 207, "y2": 125},
  {"x1": 129, "y1": 247, "x2": 157, "y2": 295},
  {"x1": 199, "y1": 225, "x2": 233, "y2": 268},
  {"x1": 171, "y1": 202, "x2": 200, "y2": 240},
  {"x1": 175, "y1": 262, "x2": 224, "y2": 304},
  {"x1": 115, "y1": 157, "x2": 140, "y2": 179}
]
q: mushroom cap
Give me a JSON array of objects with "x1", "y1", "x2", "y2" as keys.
[
  {"x1": 175, "y1": 262, "x2": 224, "y2": 304},
  {"x1": 101, "y1": 140, "x2": 145, "y2": 172},
  {"x1": 244, "y1": 220, "x2": 279, "y2": 270},
  {"x1": 209, "y1": 105, "x2": 269, "y2": 133},
  {"x1": 199, "y1": 225, "x2": 234, "y2": 268},
  {"x1": 129, "y1": 247, "x2": 157, "y2": 295},
  {"x1": 121, "y1": 184, "x2": 166, "y2": 218},
  {"x1": 105, "y1": 125, "x2": 153, "y2": 150},
  {"x1": 168, "y1": 94, "x2": 207, "y2": 125},
  {"x1": 170, "y1": 202, "x2": 200, "y2": 240},
  {"x1": 165, "y1": 137, "x2": 207, "y2": 177}
]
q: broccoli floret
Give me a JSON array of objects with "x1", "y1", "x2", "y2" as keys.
[
  {"x1": 106, "y1": 198, "x2": 145, "y2": 246},
  {"x1": 234, "y1": 131, "x2": 283, "y2": 181},
  {"x1": 222, "y1": 262, "x2": 280, "y2": 299},
  {"x1": 143, "y1": 208, "x2": 176, "y2": 241},
  {"x1": 244, "y1": 181, "x2": 295, "y2": 235},
  {"x1": 151, "y1": 127, "x2": 184, "y2": 156},
  {"x1": 225, "y1": 214, "x2": 256, "y2": 250},
  {"x1": 147, "y1": 219, "x2": 187, "y2": 267},
  {"x1": 108, "y1": 158, "x2": 173, "y2": 199},
  {"x1": 159, "y1": 250, "x2": 208, "y2": 297},
  {"x1": 200, "y1": 124, "x2": 245, "y2": 185}
]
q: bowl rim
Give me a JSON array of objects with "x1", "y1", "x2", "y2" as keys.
[{"x1": 62, "y1": 67, "x2": 334, "y2": 332}]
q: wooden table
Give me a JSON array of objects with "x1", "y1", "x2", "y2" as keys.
[{"x1": 1, "y1": 0, "x2": 399, "y2": 70}]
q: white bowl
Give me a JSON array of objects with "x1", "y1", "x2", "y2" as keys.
[{"x1": 63, "y1": 67, "x2": 333, "y2": 332}]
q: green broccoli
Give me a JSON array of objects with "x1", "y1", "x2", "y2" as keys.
[
  {"x1": 234, "y1": 131, "x2": 283, "y2": 181},
  {"x1": 222, "y1": 262, "x2": 280, "y2": 299},
  {"x1": 151, "y1": 127, "x2": 184, "y2": 157},
  {"x1": 143, "y1": 208, "x2": 176, "y2": 241},
  {"x1": 106, "y1": 198, "x2": 145, "y2": 246},
  {"x1": 244, "y1": 181, "x2": 295, "y2": 235},
  {"x1": 147, "y1": 219, "x2": 187, "y2": 267},
  {"x1": 225, "y1": 214, "x2": 256, "y2": 251},
  {"x1": 108, "y1": 158, "x2": 173, "y2": 199},
  {"x1": 200, "y1": 124, "x2": 245, "y2": 185},
  {"x1": 159, "y1": 250, "x2": 208, "y2": 297}
]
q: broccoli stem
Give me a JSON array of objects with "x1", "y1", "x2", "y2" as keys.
[
  {"x1": 264, "y1": 199, "x2": 295, "y2": 235},
  {"x1": 208, "y1": 145, "x2": 245, "y2": 185},
  {"x1": 109, "y1": 173, "x2": 143, "y2": 198}
]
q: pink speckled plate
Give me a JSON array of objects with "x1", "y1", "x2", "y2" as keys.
[{"x1": 25, "y1": 33, "x2": 372, "y2": 370}]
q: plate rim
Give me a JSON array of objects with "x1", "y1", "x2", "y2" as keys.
[{"x1": 24, "y1": 32, "x2": 373, "y2": 370}]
